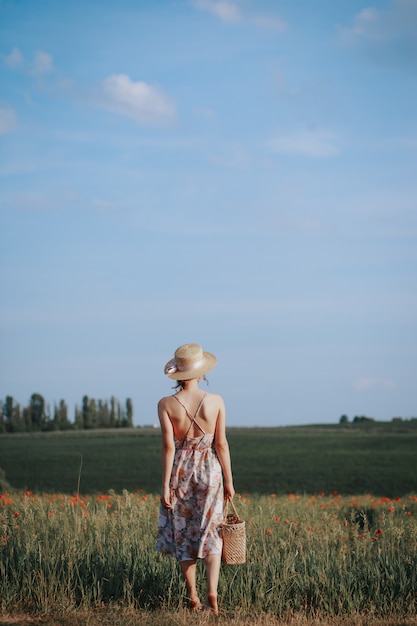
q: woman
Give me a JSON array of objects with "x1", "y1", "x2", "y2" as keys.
[{"x1": 156, "y1": 343, "x2": 235, "y2": 615}]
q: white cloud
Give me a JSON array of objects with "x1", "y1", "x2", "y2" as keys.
[
  {"x1": 31, "y1": 51, "x2": 54, "y2": 75},
  {"x1": 2, "y1": 52, "x2": 176, "y2": 128},
  {"x1": 267, "y1": 129, "x2": 340, "y2": 157},
  {"x1": 354, "y1": 377, "x2": 397, "y2": 391},
  {"x1": 339, "y1": 8, "x2": 380, "y2": 43},
  {"x1": 0, "y1": 106, "x2": 17, "y2": 134},
  {"x1": 3, "y1": 48, "x2": 54, "y2": 75},
  {"x1": 339, "y1": 0, "x2": 417, "y2": 72},
  {"x1": 4, "y1": 47, "x2": 24, "y2": 69},
  {"x1": 192, "y1": 0, "x2": 287, "y2": 31},
  {"x1": 341, "y1": 0, "x2": 417, "y2": 43},
  {"x1": 99, "y1": 74, "x2": 176, "y2": 126},
  {"x1": 192, "y1": 0, "x2": 241, "y2": 23}
]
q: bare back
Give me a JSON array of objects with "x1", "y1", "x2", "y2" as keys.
[{"x1": 159, "y1": 389, "x2": 223, "y2": 441}]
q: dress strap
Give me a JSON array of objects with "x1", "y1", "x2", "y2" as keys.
[{"x1": 172, "y1": 393, "x2": 207, "y2": 436}]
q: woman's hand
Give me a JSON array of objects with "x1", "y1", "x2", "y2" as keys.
[
  {"x1": 224, "y1": 481, "x2": 235, "y2": 500},
  {"x1": 160, "y1": 488, "x2": 173, "y2": 510}
]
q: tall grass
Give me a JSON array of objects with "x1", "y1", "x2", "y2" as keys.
[{"x1": 1, "y1": 490, "x2": 416, "y2": 619}]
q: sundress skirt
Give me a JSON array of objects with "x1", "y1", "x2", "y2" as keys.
[{"x1": 156, "y1": 433, "x2": 224, "y2": 561}]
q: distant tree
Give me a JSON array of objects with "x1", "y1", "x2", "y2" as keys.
[
  {"x1": 339, "y1": 414, "x2": 349, "y2": 424},
  {"x1": 110, "y1": 396, "x2": 117, "y2": 428},
  {"x1": 53, "y1": 399, "x2": 71, "y2": 430},
  {"x1": 353, "y1": 415, "x2": 375, "y2": 423},
  {"x1": 13, "y1": 403, "x2": 24, "y2": 432},
  {"x1": 3, "y1": 396, "x2": 25, "y2": 432},
  {"x1": 82, "y1": 395, "x2": 96, "y2": 429},
  {"x1": 126, "y1": 398, "x2": 133, "y2": 428},
  {"x1": 97, "y1": 399, "x2": 110, "y2": 428},
  {"x1": 74, "y1": 405, "x2": 83, "y2": 429},
  {"x1": 29, "y1": 393, "x2": 46, "y2": 430},
  {"x1": 0, "y1": 401, "x2": 5, "y2": 433},
  {"x1": 89, "y1": 398, "x2": 97, "y2": 428},
  {"x1": 4, "y1": 396, "x2": 14, "y2": 422},
  {"x1": 2, "y1": 393, "x2": 135, "y2": 432},
  {"x1": 3, "y1": 396, "x2": 14, "y2": 431}
]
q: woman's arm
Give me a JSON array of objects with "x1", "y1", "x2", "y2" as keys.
[
  {"x1": 214, "y1": 397, "x2": 235, "y2": 499},
  {"x1": 158, "y1": 398, "x2": 176, "y2": 510}
]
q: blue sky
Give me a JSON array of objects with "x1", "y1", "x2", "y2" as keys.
[{"x1": 1, "y1": 0, "x2": 416, "y2": 426}]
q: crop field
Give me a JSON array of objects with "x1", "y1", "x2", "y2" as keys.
[
  {"x1": 1, "y1": 424, "x2": 417, "y2": 625},
  {"x1": 1, "y1": 423, "x2": 417, "y2": 496},
  {"x1": 1, "y1": 490, "x2": 417, "y2": 624}
]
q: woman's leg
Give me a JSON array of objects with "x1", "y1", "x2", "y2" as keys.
[
  {"x1": 204, "y1": 554, "x2": 221, "y2": 615},
  {"x1": 180, "y1": 560, "x2": 201, "y2": 610}
]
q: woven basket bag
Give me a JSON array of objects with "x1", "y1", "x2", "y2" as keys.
[{"x1": 221, "y1": 498, "x2": 246, "y2": 565}]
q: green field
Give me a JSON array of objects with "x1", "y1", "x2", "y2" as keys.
[
  {"x1": 1, "y1": 490, "x2": 416, "y2": 621},
  {"x1": 1, "y1": 423, "x2": 417, "y2": 497},
  {"x1": 1, "y1": 424, "x2": 417, "y2": 623}
]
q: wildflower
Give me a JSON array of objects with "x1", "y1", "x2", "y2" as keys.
[
  {"x1": 375, "y1": 529, "x2": 383, "y2": 536},
  {"x1": 274, "y1": 516, "x2": 280, "y2": 521},
  {"x1": 266, "y1": 529, "x2": 272, "y2": 535},
  {"x1": 14, "y1": 512, "x2": 20, "y2": 517},
  {"x1": 387, "y1": 507, "x2": 395, "y2": 513},
  {"x1": 95, "y1": 494, "x2": 110, "y2": 502}
]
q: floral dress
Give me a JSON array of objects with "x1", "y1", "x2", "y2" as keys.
[{"x1": 156, "y1": 393, "x2": 224, "y2": 561}]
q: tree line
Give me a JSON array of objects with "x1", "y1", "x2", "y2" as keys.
[
  {"x1": 339, "y1": 414, "x2": 417, "y2": 424},
  {"x1": 0, "y1": 394, "x2": 134, "y2": 433}
]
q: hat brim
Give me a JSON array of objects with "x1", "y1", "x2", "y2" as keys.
[{"x1": 164, "y1": 351, "x2": 217, "y2": 380}]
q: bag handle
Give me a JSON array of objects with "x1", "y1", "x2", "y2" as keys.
[{"x1": 224, "y1": 497, "x2": 239, "y2": 518}]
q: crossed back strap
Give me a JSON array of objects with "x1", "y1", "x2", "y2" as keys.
[{"x1": 172, "y1": 392, "x2": 207, "y2": 439}]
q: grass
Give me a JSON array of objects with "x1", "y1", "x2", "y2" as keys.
[
  {"x1": 1, "y1": 491, "x2": 416, "y2": 621},
  {"x1": 1, "y1": 426, "x2": 416, "y2": 624},
  {"x1": 1, "y1": 612, "x2": 417, "y2": 625},
  {"x1": 1, "y1": 424, "x2": 417, "y2": 496}
]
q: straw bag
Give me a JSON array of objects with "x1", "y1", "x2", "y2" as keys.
[{"x1": 221, "y1": 498, "x2": 246, "y2": 565}]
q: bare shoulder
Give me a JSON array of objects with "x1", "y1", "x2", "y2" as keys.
[
  {"x1": 158, "y1": 395, "x2": 174, "y2": 412},
  {"x1": 204, "y1": 392, "x2": 225, "y2": 410}
]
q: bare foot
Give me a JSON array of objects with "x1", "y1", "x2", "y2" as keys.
[
  {"x1": 190, "y1": 597, "x2": 202, "y2": 612},
  {"x1": 205, "y1": 593, "x2": 218, "y2": 616}
]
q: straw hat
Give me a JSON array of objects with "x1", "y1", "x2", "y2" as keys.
[{"x1": 164, "y1": 343, "x2": 217, "y2": 380}]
